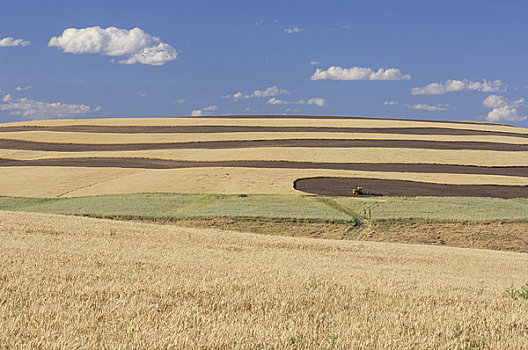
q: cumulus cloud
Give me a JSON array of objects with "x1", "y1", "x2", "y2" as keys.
[
  {"x1": 284, "y1": 27, "x2": 304, "y2": 34},
  {"x1": 384, "y1": 100, "x2": 452, "y2": 111},
  {"x1": 16, "y1": 85, "x2": 32, "y2": 91},
  {"x1": 0, "y1": 95, "x2": 92, "y2": 119},
  {"x1": 0, "y1": 37, "x2": 30, "y2": 47},
  {"x1": 407, "y1": 103, "x2": 451, "y2": 111},
  {"x1": 482, "y1": 95, "x2": 526, "y2": 122},
  {"x1": 48, "y1": 26, "x2": 178, "y2": 66},
  {"x1": 482, "y1": 95, "x2": 509, "y2": 108},
  {"x1": 411, "y1": 79, "x2": 505, "y2": 95},
  {"x1": 172, "y1": 99, "x2": 185, "y2": 104},
  {"x1": 191, "y1": 105, "x2": 218, "y2": 116},
  {"x1": 311, "y1": 66, "x2": 411, "y2": 81},
  {"x1": 306, "y1": 98, "x2": 326, "y2": 106},
  {"x1": 309, "y1": 60, "x2": 320, "y2": 65},
  {"x1": 224, "y1": 86, "x2": 288, "y2": 99},
  {"x1": 267, "y1": 97, "x2": 326, "y2": 107}
]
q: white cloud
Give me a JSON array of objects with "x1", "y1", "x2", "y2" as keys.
[
  {"x1": 384, "y1": 100, "x2": 452, "y2": 111},
  {"x1": 267, "y1": 97, "x2": 326, "y2": 107},
  {"x1": 0, "y1": 37, "x2": 30, "y2": 47},
  {"x1": 482, "y1": 95, "x2": 508, "y2": 108},
  {"x1": 2, "y1": 94, "x2": 11, "y2": 102},
  {"x1": 411, "y1": 79, "x2": 505, "y2": 95},
  {"x1": 267, "y1": 98, "x2": 288, "y2": 105},
  {"x1": 48, "y1": 26, "x2": 178, "y2": 66},
  {"x1": 248, "y1": 86, "x2": 288, "y2": 98},
  {"x1": 137, "y1": 91, "x2": 147, "y2": 97},
  {"x1": 283, "y1": 107, "x2": 302, "y2": 114},
  {"x1": 203, "y1": 105, "x2": 218, "y2": 111},
  {"x1": 311, "y1": 66, "x2": 411, "y2": 81},
  {"x1": 306, "y1": 97, "x2": 326, "y2": 107},
  {"x1": 173, "y1": 99, "x2": 185, "y2": 104},
  {"x1": 0, "y1": 96, "x2": 92, "y2": 119},
  {"x1": 486, "y1": 106, "x2": 526, "y2": 122},
  {"x1": 284, "y1": 27, "x2": 304, "y2": 34},
  {"x1": 16, "y1": 85, "x2": 32, "y2": 91},
  {"x1": 310, "y1": 60, "x2": 320, "y2": 65},
  {"x1": 407, "y1": 103, "x2": 450, "y2": 111},
  {"x1": 224, "y1": 86, "x2": 288, "y2": 99},
  {"x1": 191, "y1": 105, "x2": 217, "y2": 116},
  {"x1": 482, "y1": 95, "x2": 526, "y2": 122}
]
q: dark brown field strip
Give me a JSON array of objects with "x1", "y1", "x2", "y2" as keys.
[
  {"x1": 1, "y1": 125, "x2": 526, "y2": 138},
  {"x1": 2, "y1": 138, "x2": 528, "y2": 152},
  {"x1": 1, "y1": 158, "x2": 527, "y2": 178},
  {"x1": 293, "y1": 177, "x2": 528, "y2": 198}
]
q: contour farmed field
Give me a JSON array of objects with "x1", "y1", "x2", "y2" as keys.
[
  {"x1": 2, "y1": 116, "x2": 528, "y2": 348},
  {"x1": 1, "y1": 115, "x2": 528, "y2": 197}
]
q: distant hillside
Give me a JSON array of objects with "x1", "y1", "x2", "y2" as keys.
[{"x1": 1, "y1": 116, "x2": 527, "y2": 198}]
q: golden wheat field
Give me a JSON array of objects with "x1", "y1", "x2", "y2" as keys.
[
  {"x1": 1, "y1": 211, "x2": 527, "y2": 349},
  {"x1": 1, "y1": 116, "x2": 528, "y2": 197}
]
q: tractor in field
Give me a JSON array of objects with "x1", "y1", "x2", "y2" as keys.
[{"x1": 352, "y1": 186, "x2": 363, "y2": 195}]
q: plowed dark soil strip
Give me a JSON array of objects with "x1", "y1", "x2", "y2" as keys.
[
  {"x1": 2, "y1": 138, "x2": 528, "y2": 151},
  {"x1": 1, "y1": 157, "x2": 527, "y2": 177},
  {"x1": 1, "y1": 125, "x2": 526, "y2": 138},
  {"x1": 293, "y1": 177, "x2": 528, "y2": 198}
]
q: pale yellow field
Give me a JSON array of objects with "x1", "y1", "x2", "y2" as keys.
[
  {"x1": 1, "y1": 211, "x2": 527, "y2": 348},
  {"x1": 3, "y1": 116, "x2": 528, "y2": 134},
  {"x1": 0, "y1": 167, "x2": 139, "y2": 197},
  {"x1": 2, "y1": 130, "x2": 528, "y2": 144},
  {"x1": 1, "y1": 166, "x2": 527, "y2": 198},
  {"x1": 4, "y1": 147, "x2": 528, "y2": 167}
]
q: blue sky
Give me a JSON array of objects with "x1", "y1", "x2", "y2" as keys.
[{"x1": 1, "y1": 0, "x2": 527, "y2": 126}]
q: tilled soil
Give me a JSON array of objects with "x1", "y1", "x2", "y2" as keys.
[
  {"x1": 1, "y1": 125, "x2": 526, "y2": 137},
  {"x1": 2, "y1": 138, "x2": 528, "y2": 151},
  {"x1": 1, "y1": 158, "x2": 528, "y2": 177},
  {"x1": 294, "y1": 177, "x2": 528, "y2": 198}
]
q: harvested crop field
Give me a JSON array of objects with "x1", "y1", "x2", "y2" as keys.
[
  {"x1": 1, "y1": 211, "x2": 528, "y2": 348},
  {"x1": 1, "y1": 116, "x2": 528, "y2": 197}
]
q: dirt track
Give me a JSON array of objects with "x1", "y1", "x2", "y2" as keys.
[
  {"x1": 2, "y1": 138, "x2": 528, "y2": 151},
  {"x1": 293, "y1": 177, "x2": 528, "y2": 198},
  {"x1": 1, "y1": 157, "x2": 528, "y2": 177},
  {"x1": 1, "y1": 125, "x2": 527, "y2": 138}
]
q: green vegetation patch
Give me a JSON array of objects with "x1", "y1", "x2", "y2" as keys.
[
  {"x1": 0, "y1": 193, "x2": 352, "y2": 222},
  {"x1": 334, "y1": 196, "x2": 528, "y2": 221},
  {"x1": 1, "y1": 193, "x2": 528, "y2": 222}
]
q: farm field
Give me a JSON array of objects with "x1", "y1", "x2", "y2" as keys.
[
  {"x1": 1, "y1": 116, "x2": 528, "y2": 198},
  {"x1": 1, "y1": 211, "x2": 528, "y2": 348},
  {"x1": 1, "y1": 193, "x2": 528, "y2": 252},
  {"x1": 2, "y1": 116, "x2": 528, "y2": 348}
]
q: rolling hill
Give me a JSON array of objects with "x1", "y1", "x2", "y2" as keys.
[{"x1": 1, "y1": 115, "x2": 528, "y2": 198}]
